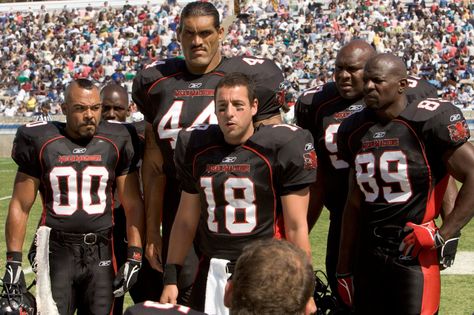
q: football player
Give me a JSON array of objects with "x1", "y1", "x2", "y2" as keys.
[
  {"x1": 295, "y1": 39, "x2": 459, "y2": 304},
  {"x1": 3, "y1": 79, "x2": 145, "y2": 315},
  {"x1": 132, "y1": 1, "x2": 284, "y2": 302},
  {"x1": 101, "y1": 83, "x2": 156, "y2": 313},
  {"x1": 159, "y1": 73, "x2": 315, "y2": 312},
  {"x1": 336, "y1": 54, "x2": 474, "y2": 313}
]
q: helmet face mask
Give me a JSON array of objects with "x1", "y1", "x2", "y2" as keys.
[{"x1": 0, "y1": 284, "x2": 36, "y2": 315}]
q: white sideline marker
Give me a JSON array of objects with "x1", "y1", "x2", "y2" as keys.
[{"x1": 0, "y1": 196, "x2": 11, "y2": 201}]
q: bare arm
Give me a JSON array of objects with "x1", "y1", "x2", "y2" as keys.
[
  {"x1": 307, "y1": 171, "x2": 325, "y2": 232},
  {"x1": 281, "y1": 187, "x2": 312, "y2": 259},
  {"x1": 6, "y1": 172, "x2": 39, "y2": 252},
  {"x1": 141, "y1": 122, "x2": 166, "y2": 270},
  {"x1": 116, "y1": 171, "x2": 145, "y2": 250},
  {"x1": 337, "y1": 168, "x2": 363, "y2": 274},
  {"x1": 440, "y1": 142, "x2": 474, "y2": 239},
  {"x1": 160, "y1": 191, "x2": 200, "y2": 304},
  {"x1": 166, "y1": 191, "x2": 201, "y2": 265},
  {"x1": 440, "y1": 176, "x2": 458, "y2": 220}
]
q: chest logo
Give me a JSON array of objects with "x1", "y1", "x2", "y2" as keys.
[
  {"x1": 222, "y1": 156, "x2": 237, "y2": 163},
  {"x1": 189, "y1": 83, "x2": 203, "y2": 89},
  {"x1": 73, "y1": 148, "x2": 87, "y2": 154},
  {"x1": 373, "y1": 132, "x2": 386, "y2": 139}
]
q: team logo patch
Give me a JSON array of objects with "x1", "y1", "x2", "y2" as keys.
[
  {"x1": 303, "y1": 150, "x2": 317, "y2": 169},
  {"x1": 73, "y1": 148, "x2": 87, "y2": 154},
  {"x1": 189, "y1": 83, "x2": 202, "y2": 89},
  {"x1": 99, "y1": 260, "x2": 111, "y2": 267},
  {"x1": 222, "y1": 156, "x2": 237, "y2": 163},
  {"x1": 448, "y1": 120, "x2": 470, "y2": 142},
  {"x1": 132, "y1": 252, "x2": 142, "y2": 261},
  {"x1": 305, "y1": 143, "x2": 314, "y2": 151}
]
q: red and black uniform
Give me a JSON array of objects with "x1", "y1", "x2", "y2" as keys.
[
  {"x1": 295, "y1": 77, "x2": 437, "y2": 296},
  {"x1": 337, "y1": 98, "x2": 469, "y2": 314},
  {"x1": 12, "y1": 120, "x2": 140, "y2": 315},
  {"x1": 125, "y1": 301, "x2": 207, "y2": 315},
  {"x1": 175, "y1": 124, "x2": 316, "y2": 310},
  {"x1": 132, "y1": 56, "x2": 284, "y2": 295}
]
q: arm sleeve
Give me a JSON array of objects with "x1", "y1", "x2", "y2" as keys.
[
  {"x1": 174, "y1": 130, "x2": 198, "y2": 194},
  {"x1": 11, "y1": 127, "x2": 41, "y2": 178},
  {"x1": 424, "y1": 104, "x2": 470, "y2": 153},
  {"x1": 117, "y1": 124, "x2": 141, "y2": 176},
  {"x1": 277, "y1": 129, "x2": 317, "y2": 195}
]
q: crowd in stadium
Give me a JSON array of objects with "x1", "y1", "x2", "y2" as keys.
[{"x1": 0, "y1": 0, "x2": 473, "y2": 118}]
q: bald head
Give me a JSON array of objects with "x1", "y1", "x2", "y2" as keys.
[
  {"x1": 335, "y1": 39, "x2": 376, "y2": 99},
  {"x1": 100, "y1": 83, "x2": 130, "y2": 122},
  {"x1": 363, "y1": 53, "x2": 408, "y2": 116},
  {"x1": 366, "y1": 53, "x2": 407, "y2": 80}
]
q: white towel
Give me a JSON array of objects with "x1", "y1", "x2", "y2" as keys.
[
  {"x1": 204, "y1": 258, "x2": 231, "y2": 315},
  {"x1": 35, "y1": 226, "x2": 60, "y2": 315}
]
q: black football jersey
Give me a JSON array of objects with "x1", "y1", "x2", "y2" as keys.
[
  {"x1": 124, "y1": 302, "x2": 207, "y2": 315},
  {"x1": 132, "y1": 56, "x2": 284, "y2": 179},
  {"x1": 294, "y1": 77, "x2": 438, "y2": 213},
  {"x1": 337, "y1": 98, "x2": 469, "y2": 228},
  {"x1": 11, "y1": 120, "x2": 140, "y2": 233},
  {"x1": 175, "y1": 124, "x2": 316, "y2": 262}
]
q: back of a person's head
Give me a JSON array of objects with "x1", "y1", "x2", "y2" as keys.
[{"x1": 230, "y1": 239, "x2": 314, "y2": 315}]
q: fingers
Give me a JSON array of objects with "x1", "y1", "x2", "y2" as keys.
[
  {"x1": 146, "y1": 243, "x2": 163, "y2": 272},
  {"x1": 160, "y1": 285, "x2": 178, "y2": 304}
]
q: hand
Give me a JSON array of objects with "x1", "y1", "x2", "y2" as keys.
[
  {"x1": 145, "y1": 233, "x2": 163, "y2": 272},
  {"x1": 399, "y1": 221, "x2": 443, "y2": 257},
  {"x1": 439, "y1": 233, "x2": 460, "y2": 269},
  {"x1": 2, "y1": 252, "x2": 25, "y2": 291},
  {"x1": 336, "y1": 273, "x2": 354, "y2": 308},
  {"x1": 113, "y1": 247, "x2": 142, "y2": 297},
  {"x1": 160, "y1": 284, "x2": 179, "y2": 304}
]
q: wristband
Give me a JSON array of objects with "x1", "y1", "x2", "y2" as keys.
[
  {"x1": 6, "y1": 251, "x2": 22, "y2": 264},
  {"x1": 163, "y1": 264, "x2": 182, "y2": 285}
]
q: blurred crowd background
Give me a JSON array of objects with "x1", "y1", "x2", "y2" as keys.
[{"x1": 0, "y1": 0, "x2": 473, "y2": 120}]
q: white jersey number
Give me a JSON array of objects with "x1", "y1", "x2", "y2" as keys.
[
  {"x1": 201, "y1": 177, "x2": 257, "y2": 234},
  {"x1": 355, "y1": 151, "x2": 412, "y2": 203},
  {"x1": 49, "y1": 166, "x2": 109, "y2": 215},
  {"x1": 158, "y1": 100, "x2": 217, "y2": 149},
  {"x1": 325, "y1": 123, "x2": 349, "y2": 169}
]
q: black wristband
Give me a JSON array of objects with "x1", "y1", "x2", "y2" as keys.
[
  {"x1": 163, "y1": 264, "x2": 182, "y2": 285},
  {"x1": 127, "y1": 246, "x2": 143, "y2": 262},
  {"x1": 6, "y1": 251, "x2": 22, "y2": 264}
]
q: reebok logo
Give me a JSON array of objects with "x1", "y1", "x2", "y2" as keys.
[{"x1": 99, "y1": 260, "x2": 111, "y2": 267}]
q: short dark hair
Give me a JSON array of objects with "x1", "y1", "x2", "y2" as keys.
[
  {"x1": 215, "y1": 72, "x2": 256, "y2": 104},
  {"x1": 178, "y1": 1, "x2": 220, "y2": 32},
  {"x1": 64, "y1": 79, "x2": 97, "y2": 105},
  {"x1": 230, "y1": 239, "x2": 315, "y2": 315}
]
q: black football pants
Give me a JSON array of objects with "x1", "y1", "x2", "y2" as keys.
[{"x1": 49, "y1": 234, "x2": 114, "y2": 315}]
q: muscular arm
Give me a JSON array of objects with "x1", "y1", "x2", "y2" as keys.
[
  {"x1": 142, "y1": 122, "x2": 166, "y2": 270},
  {"x1": 307, "y1": 171, "x2": 325, "y2": 232},
  {"x1": 337, "y1": 168, "x2": 363, "y2": 274},
  {"x1": 281, "y1": 187, "x2": 312, "y2": 259},
  {"x1": 440, "y1": 142, "x2": 474, "y2": 239},
  {"x1": 116, "y1": 171, "x2": 145, "y2": 250},
  {"x1": 161, "y1": 191, "x2": 200, "y2": 304},
  {"x1": 6, "y1": 172, "x2": 39, "y2": 252},
  {"x1": 441, "y1": 176, "x2": 458, "y2": 220}
]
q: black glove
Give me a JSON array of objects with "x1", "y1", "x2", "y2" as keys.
[
  {"x1": 113, "y1": 246, "x2": 142, "y2": 297},
  {"x1": 2, "y1": 252, "x2": 26, "y2": 292},
  {"x1": 438, "y1": 233, "x2": 460, "y2": 270}
]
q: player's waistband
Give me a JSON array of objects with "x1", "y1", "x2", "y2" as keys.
[
  {"x1": 49, "y1": 228, "x2": 112, "y2": 245},
  {"x1": 366, "y1": 225, "x2": 406, "y2": 256}
]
